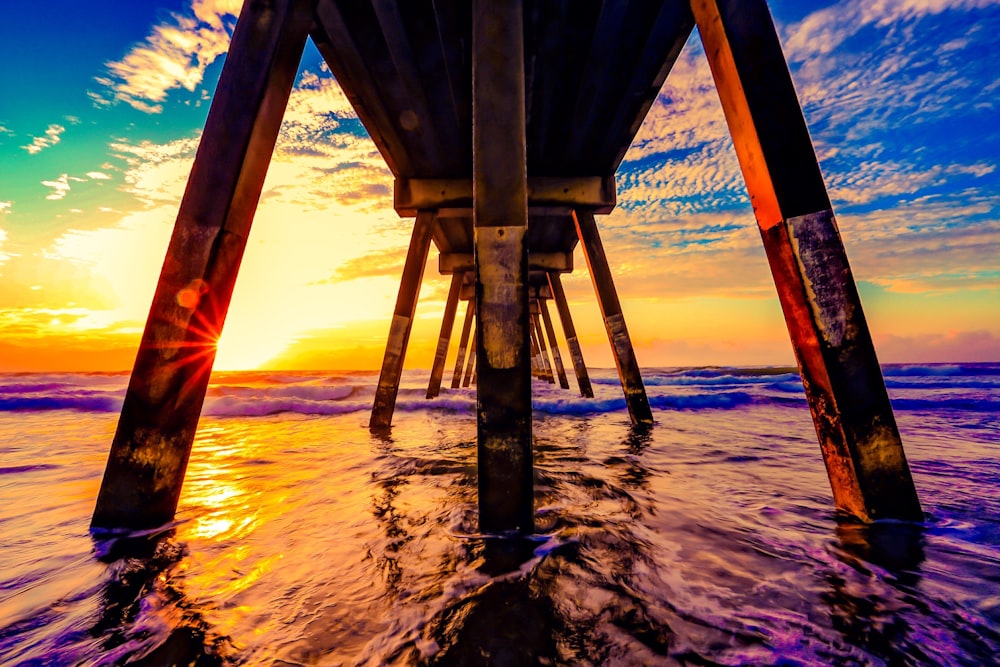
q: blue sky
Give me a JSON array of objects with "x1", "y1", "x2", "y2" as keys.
[{"x1": 0, "y1": 0, "x2": 997, "y2": 370}]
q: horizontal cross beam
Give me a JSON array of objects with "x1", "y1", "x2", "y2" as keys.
[
  {"x1": 395, "y1": 176, "x2": 616, "y2": 215},
  {"x1": 439, "y1": 251, "x2": 573, "y2": 274}
]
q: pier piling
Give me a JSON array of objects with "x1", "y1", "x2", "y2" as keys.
[
  {"x1": 473, "y1": 0, "x2": 533, "y2": 532},
  {"x1": 91, "y1": 0, "x2": 314, "y2": 530},
  {"x1": 691, "y1": 0, "x2": 922, "y2": 520}
]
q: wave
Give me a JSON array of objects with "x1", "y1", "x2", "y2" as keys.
[{"x1": 1, "y1": 364, "x2": 997, "y2": 416}]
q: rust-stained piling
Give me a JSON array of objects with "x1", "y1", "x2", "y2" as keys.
[
  {"x1": 574, "y1": 210, "x2": 653, "y2": 425},
  {"x1": 91, "y1": 0, "x2": 316, "y2": 530},
  {"x1": 473, "y1": 0, "x2": 533, "y2": 533},
  {"x1": 691, "y1": 0, "x2": 921, "y2": 521}
]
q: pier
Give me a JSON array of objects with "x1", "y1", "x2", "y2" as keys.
[{"x1": 92, "y1": 0, "x2": 922, "y2": 533}]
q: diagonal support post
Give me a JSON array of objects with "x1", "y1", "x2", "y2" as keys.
[
  {"x1": 370, "y1": 211, "x2": 436, "y2": 428},
  {"x1": 574, "y1": 210, "x2": 653, "y2": 425},
  {"x1": 427, "y1": 271, "x2": 464, "y2": 398},
  {"x1": 452, "y1": 299, "x2": 475, "y2": 388},
  {"x1": 463, "y1": 331, "x2": 477, "y2": 388},
  {"x1": 473, "y1": 0, "x2": 533, "y2": 533},
  {"x1": 548, "y1": 272, "x2": 594, "y2": 398},
  {"x1": 91, "y1": 0, "x2": 316, "y2": 530},
  {"x1": 692, "y1": 0, "x2": 921, "y2": 521},
  {"x1": 539, "y1": 298, "x2": 570, "y2": 389},
  {"x1": 532, "y1": 308, "x2": 555, "y2": 383}
]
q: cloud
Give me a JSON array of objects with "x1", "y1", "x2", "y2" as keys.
[
  {"x1": 875, "y1": 330, "x2": 1000, "y2": 363},
  {"x1": 22, "y1": 124, "x2": 65, "y2": 155},
  {"x1": 0, "y1": 225, "x2": 9, "y2": 267},
  {"x1": 97, "y1": 0, "x2": 243, "y2": 113},
  {"x1": 0, "y1": 201, "x2": 11, "y2": 215},
  {"x1": 85, "y1": 171, "x2": 112, "y2": 180},
  {"x1": 41, "y1": 174, "x2": 71, "y2": 201}
]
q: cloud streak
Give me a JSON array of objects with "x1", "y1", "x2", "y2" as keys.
[{"x1": 22, "y1": 124, "x2": 65, "y2": 155}]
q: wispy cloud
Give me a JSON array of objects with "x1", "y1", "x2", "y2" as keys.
[
  {"x1": 0, "y1": 201, "x2": 11, "y2": 215},
  {"x1": 85, "y1": 171, "x2": 112, "y2": 181},
  {"x1": 22, "y1": 124, "x2": 65, "y2": 155},
  {"x1": 0, "y1": 225, "x2": 10, "y2": 268},
  {"x1": 95, "y1": 0, "x2": 243, "y2": 113},
  {"x1": 41, "y1": 174, "x2": 71, "y2": 201}
]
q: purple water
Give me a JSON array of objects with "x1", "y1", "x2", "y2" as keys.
[{"x1": 0, "y1": 364, "x2": 997, "y2": 665}]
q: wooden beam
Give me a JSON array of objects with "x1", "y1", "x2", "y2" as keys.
[
  {"x1": 427, "y1": 271, "x2": 463, "y2": 398},
  {"x1": 539, "y1": 297, "x2": 570, "y2": 389},
  {"x1": 529, "y1": 323, "x2": 542, "y2": 378},
  {"x1": 548, "y1": 273, "x2": 594, "y2": 398},
  {"x1": 463, "y1": 331, "x2": 476, "y2": 388},
  {"x1": 395, "y1": 176, "x2": 616, "y2": 216},
  {"x1": 451, "y1": 298, "x2": 475, "y2": 388},
  {"x1": 692, "y1": 0, "x2": 921, "y2": 521},
  {"x1": 371, "y1": 0, "x2": 458, "y2": 164},
  {"x1": 533, "y1": 311, "x2": 555, "y2": 383},
  {"x1": 440, "y1": 251, "x2": 573, "y2": 274},
  {"x1": 473, "y1": 0, "x2": 533, "y2": 533},
  {"x1": 573, "y1": 210, "x2": 652, "y2": 424},
  {"x1": 92, "y1": 0, "x2": 314, "y2": 530},
  {"x1": 369, "y1": 211, "x2": 435, "y2": 429},
  {"x1": 312, "y1": 2, "x2": 411, "y2": 175}
]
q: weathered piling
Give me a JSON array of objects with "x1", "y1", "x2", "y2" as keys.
[
  {"x1": 369, "y1": 211, "x2": 435, "y2": 429},
  {"x1": 548, "y1": 273, "x2": 594, "y2": 398},
  {"x1": 452, "y1": 299, "x2": 475, "y2": 388},
  {"x1": 473, "y1": 0, "x2": 533, "y2": 532},
  {"x1": 427, "y1": 272, "x2": 463, "y2": 399},
  {"x1": 574, "y1": 210, "x2": 653, "y2": 425},
  {"x1": 539, "y1": 297, "x2": 570, "y2": 389},
  {"x1": 691, "y1": 0, "x2": 921, "y2": 521},
  {"x1": 91, "y1": 0, "x2": 315, "y2": 530}
]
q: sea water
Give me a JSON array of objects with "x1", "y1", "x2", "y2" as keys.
[{"x1": 0, "y1": 364, "x2": 997, "y2": 665}]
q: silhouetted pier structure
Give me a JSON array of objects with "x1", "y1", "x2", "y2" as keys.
[{"x1": 92, "y1": 0, "x2": 922, "y2": 534}]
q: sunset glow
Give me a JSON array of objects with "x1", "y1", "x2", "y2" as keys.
[{"x1": 1, "y1": 0, "x2": 997, "y2": 371}]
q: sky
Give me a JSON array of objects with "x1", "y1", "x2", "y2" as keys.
[{"x1": 0, "y1": 0, "x2": 997, "y2": 372}]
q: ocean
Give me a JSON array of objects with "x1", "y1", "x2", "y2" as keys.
[{"x1": 0, "y1": 364, "x2": 997, "y2": 665}]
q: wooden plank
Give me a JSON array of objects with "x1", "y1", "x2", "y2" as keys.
[
  {"x1": 574, "y1": 210, "x2": 652, "y2": 424},
  {"x1": 451, "y1": 298, "x2": 475, "y2": 388},
  {"x1": 395, "y1": 176, "x2": 616, "y2": 216},
  {"x1": 369, "y1": 211, "x2": 435, "y2": 428},
  {"x1": 602, "y1": 1, "x2": 696, "y2": 170},
  {"x1": 539, "y1": 297, "x2": 570, "y2": 389},
  {"x1": 548, "y1": 272, "x2": 594, "y2": 398},
  {"x1": 371, "y1": 0, "x2": 457, "y2": 166},
  {"x1": 92, "y1": 0, "x2": 315, "y2": 530},
  {"x1": 473, "y1": 0, "x2": 533, "y2": 533},
  {"x1": 692, "y1": 0, "x2": 921, "y2": 521},
  {"x1": 312, "y1": 2, "x2": 411, "y2": 175},
  {"x1": 427, "y1": 271, "x2": 463, "y2": 398}
]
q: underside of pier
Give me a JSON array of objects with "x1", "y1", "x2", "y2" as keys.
[{"x1": 91, "y1": 0, "x2": 922, "y2": 534}]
